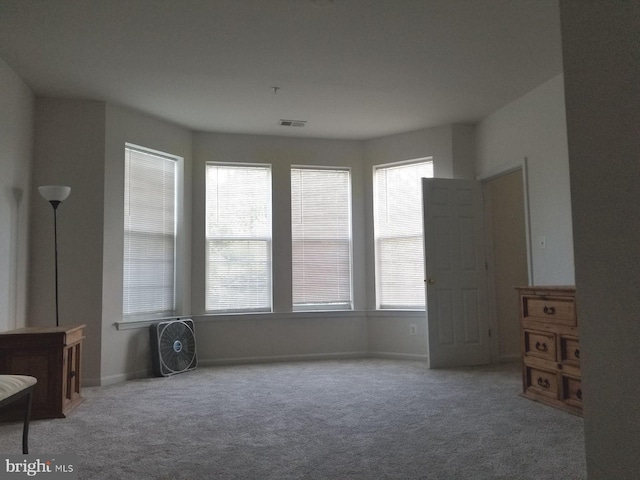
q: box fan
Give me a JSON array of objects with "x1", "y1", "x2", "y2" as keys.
[{"x1": 149, "y1": 319, "x2": 198, "y2": 377}]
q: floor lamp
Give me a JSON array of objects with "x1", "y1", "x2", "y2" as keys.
[{"x1": 38, "y1": 185, "x2": 71, "y2": 328}]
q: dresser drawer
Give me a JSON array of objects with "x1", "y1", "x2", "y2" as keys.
[
  {"x1": 525, "y1": 365, "x2": 558, "y2": 399},
  {"x1": 560, "y1": 336, "x2": 581, "y2": 367},
  {"x1": 562, "y1": 375, "x2": 583, "y2": 408},
  {"x1": 522, "y1": 295, "x2": 576, "y2": 326},
  {"x1": 524, "y1": 330, "x2": 556, "y2": 361}
]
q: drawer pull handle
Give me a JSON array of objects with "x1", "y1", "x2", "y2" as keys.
[
  {"x1": 537, "y1": 377, "x2": 550, "y2": 389},
  {"x1": 574, "y1": 349, "x2": 580, "y2": 359},
  {"x1": 543, "y1": 306, "x2": 556, "y2": 315},
  {"x1": 535, "y1": 341, "x2": 548, "y2": 352},
  {"x1": 576, "y1": 388, "x2": 582, "y2": 400}
]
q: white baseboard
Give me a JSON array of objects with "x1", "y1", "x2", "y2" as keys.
[
  {"x1": 498, "y1": 354, "x2": 521, "y2": 363},
  {"x1": 368, "y1": 351, "x2": 429, "y2": 362},
  {"x1": 82, "y1": 377, "x2": 102, "y2": 387},
  {"x1": 98, "y1": 368, "x2": 150, "y2": 386},
  {"x1": 200, "y1": 351, "x2": 369, "y2": 367}
]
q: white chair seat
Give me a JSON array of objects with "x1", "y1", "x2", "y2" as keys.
[
  {"x1": 0, "y1": 375, "x2": 37, "y2": 400},
  {"x1": 0, "y1": 374, "x2": 37, "y2": 454}
]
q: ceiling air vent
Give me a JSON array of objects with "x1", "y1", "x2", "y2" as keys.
[{"x1": 279, "y1": 119, "x2": 307, "y2": 127}]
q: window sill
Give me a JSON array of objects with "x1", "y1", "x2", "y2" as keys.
[
  {"x1": 366, "y1": 310, "x2": 426, "y2": 317},
  {"x1": 197, "y1": 310, "x2": 366, "y2": 322},
  {"x1": 115, "y1": 309, "x2": 425, "y2": 330},
  {"x1": 115, "y1": 316, "x2": 184, "y2": 331}
]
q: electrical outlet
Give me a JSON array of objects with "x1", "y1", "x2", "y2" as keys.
[{"x1": 410, "y1": 324, "x2": 418, "y2": 335}]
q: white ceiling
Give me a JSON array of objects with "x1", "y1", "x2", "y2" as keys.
[{"x1": 0, "y1": 0, "x2": 563, "y2": 140}]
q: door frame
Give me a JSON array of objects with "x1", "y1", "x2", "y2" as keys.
[{"x1": 477, "y1": 157, "x2": 533, "y2": 362}]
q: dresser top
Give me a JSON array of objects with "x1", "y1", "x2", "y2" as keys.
[{"x1": 0, "y1": 324, "x2": 86, "y2": 335}]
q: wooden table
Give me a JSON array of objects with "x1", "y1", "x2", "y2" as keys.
[{"x1": 0, "y1": 325, "x2": 85, "y2": 419}]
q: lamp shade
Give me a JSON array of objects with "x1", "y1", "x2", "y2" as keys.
[{"x1": 38, "y1": 185, "x2": 71, "y2": 202}]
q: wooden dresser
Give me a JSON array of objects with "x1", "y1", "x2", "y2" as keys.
[
  {"x1": 0, "y1": 324, "x2": 85, "y2": 419},
  {"x1": 516, "y1": 286, "x2": 582, "y2": 415}
]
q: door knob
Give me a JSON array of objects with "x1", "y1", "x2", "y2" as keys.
[{"x1": 427, "y1": 278, "x2": 436, "y2": 285}]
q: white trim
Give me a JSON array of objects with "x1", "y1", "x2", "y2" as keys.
[
  {"x1": 115, "y1": 311, "x2": 368, "y2": 330},
  {"x1": 200, "y1": 351, "x2": 368, "y2": 366},
  {"x1": 290, "y1": 166, "x2": 354, "y2": 311},
  {"x1": 498, "y1": 354, "x2": 521, "y2": 363},
  {"x1": 368, "y1": 351, "x2": 429, "y2": 362},
  {"x1": 476, "y1": 159, "x2": 522, "y2": 181},
  {"x1": 81, "y1": 377, "x2": 102, "y2": 387},
  {"x1": 98, "y1": 368, "x2": 149, "y2": 386},
  {"x1": 197, "y1": 310, "x2": 366, "y2": 322},
  {"x1": 115, "y1": 315, "x2": 191, "y2": 330},
  {"x1": 366, "y1": 309, "x2": 426, "y2": 318},
  {"x1": 124, "y1": 142, "x2": 183, "y2": 162},
  {"x1": 373, "y1": 159, "x2": 434, "y2": 309},
  {"x1": 123, "y1": 144, "x2": 181, "y2": 317},
  {"x1": 477, "y1": 157, "x2": 533, "y2": 285},
  {"x1": 522, "y1": 157, "x2": 534, "y2": 285},
  {"x1": 373, "y1": 156, "x2": 434, "y2": 171},
  {"x1": 479, "y1": 158, "x2": 533, "y2": 364}
]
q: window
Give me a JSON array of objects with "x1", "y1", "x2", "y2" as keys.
[
  {"x1": 374, "y1": 159, "x2": 434, "y2": 309},
  {"x1": 291, "y1": 167, "x2": 352, "y2": 311},
  {"x1": 205, "y1": 164, "x2": 272, "y2": 312},
  {"x1": 123, "y1": 145, "x2": 178, "y2": 318}
]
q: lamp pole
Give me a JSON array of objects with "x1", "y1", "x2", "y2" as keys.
[
  {"x1": 38, "y1": 185, "x2": 71, "y2": 328},
  {"x1": 51, "y1": 200, "x2": 61, "y2": 327}
]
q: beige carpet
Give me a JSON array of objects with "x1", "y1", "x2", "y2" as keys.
[{"x1": 0, "y1": 359, "x2": 586, "y2": 479}]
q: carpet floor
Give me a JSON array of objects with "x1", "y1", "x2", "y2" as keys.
[{"x1": 0, "y1": 359, "x2": 586, "y2": 479}]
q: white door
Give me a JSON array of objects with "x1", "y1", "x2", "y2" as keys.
[{"x1": 422, "y1": 178, "x2": 491, "y2": 368}]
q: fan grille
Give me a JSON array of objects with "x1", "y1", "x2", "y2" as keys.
[{"x1": 150, "y1": 319, "x2": 198, "y2": 377}]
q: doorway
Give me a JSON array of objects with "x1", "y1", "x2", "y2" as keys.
[{"x1": 482, "y1": 169, "x2": 529, "y2": 362}]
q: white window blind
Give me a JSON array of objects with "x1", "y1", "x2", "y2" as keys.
[
  {"x1": 205, "y1": 164, "x2": 272, "y2": 312},
  {"x1": 123, "y1": 146, "x2": 177, "y2": 318},
  {"x1": 374, "y1": 159, "x2": 434, "y2": 309},
  {"x1": 291, "y1": 167, "x2": 352, "y2": 311}
]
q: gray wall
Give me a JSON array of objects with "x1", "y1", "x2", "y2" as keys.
[
  {"x1": 361, "y1": 124, "x2": 475, "y2": 358},
  {"x1": 561, "y1": 1, "x2": 640, "y2": 477},
  {"x1": 191, "y1": 132, "x2": 367, "y2": 315},
  {"x1": 190, "y1": 132, "x2": 369, "y2": 366},
  {"x1": 101, "y1": 104, "x2": 193, "y2": 385},
  {"x1": 0, "y1": 57, "x2": 33, "y2": 332},
  {"x1": 30, "y1": 98, "x2": 106, "y2": 384}
]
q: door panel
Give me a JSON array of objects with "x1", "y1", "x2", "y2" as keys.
[{"x1": 423, "y1": 178, "x2": 491, "y2": 367}]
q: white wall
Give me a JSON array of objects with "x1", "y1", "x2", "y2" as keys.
[
  {"x1": 30, "y1": 98, "x2": 106, "y2": 384},
  {"x1": 476, "y1": 75, "x2": 575, "y2": 285},
  {"x1": 561, "y1": 1, "x2": 640, "y2": 477},
  {"x1": 0, "y1": 58, "x2": 34, "y2": 332}
]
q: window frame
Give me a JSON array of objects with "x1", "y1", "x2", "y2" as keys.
[
  {"x1": 373, "y1": 157, "x2": 434, "y2": 311},
  {"x1": 290, "y1": 165, "x2": 354, "y2": 312},
  {"x1": 122, "y1": 143, "x2": 181, "y2": 321},
  {"x1": 204, "y1": 162, "x2": 273, "y2": 314}
]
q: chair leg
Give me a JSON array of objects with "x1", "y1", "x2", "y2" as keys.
[{"x1": 22, "y1": 388, "x2": 33, "y2": 455}]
